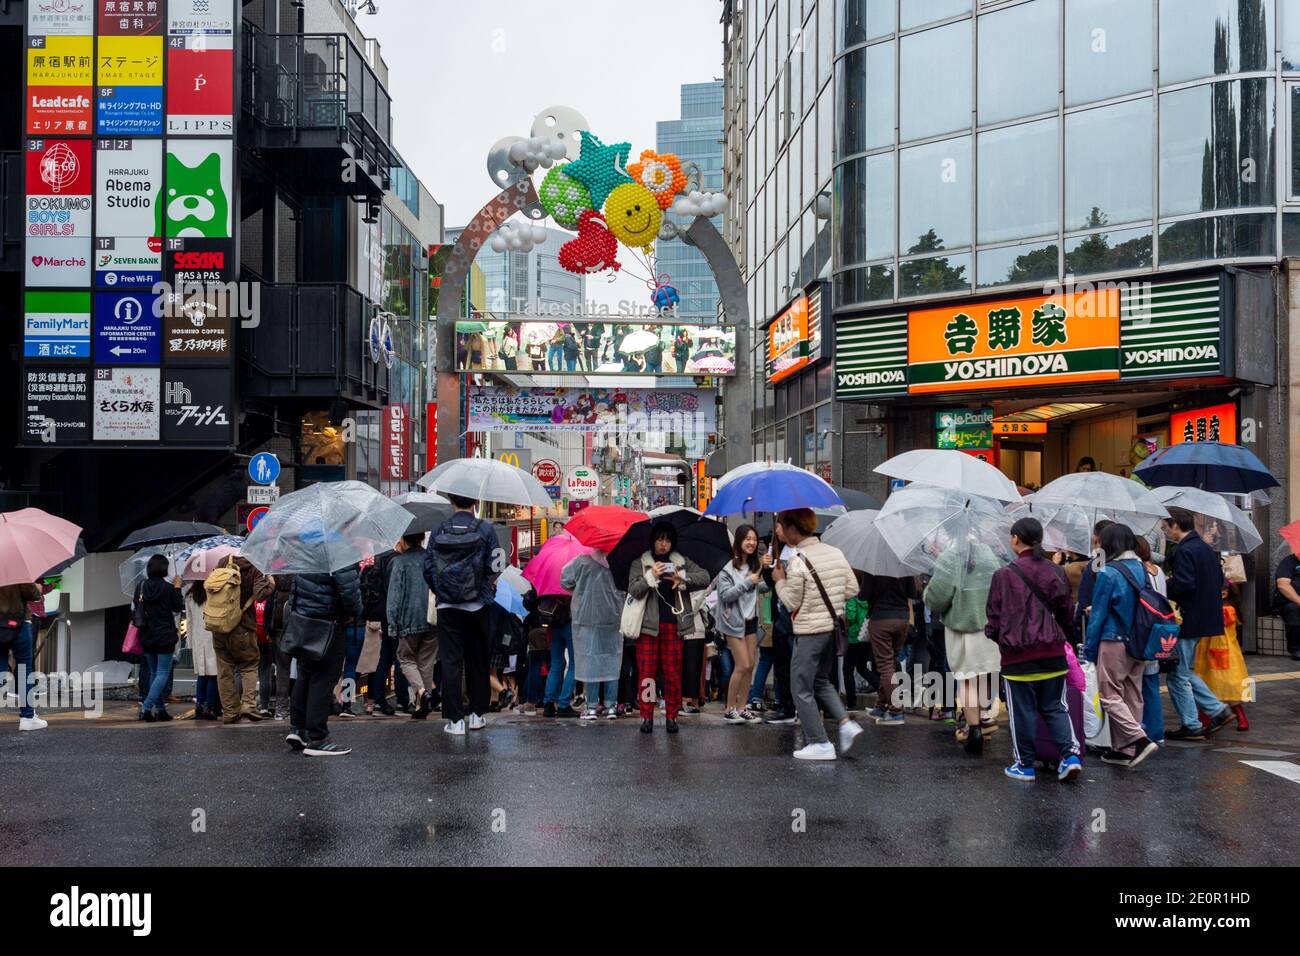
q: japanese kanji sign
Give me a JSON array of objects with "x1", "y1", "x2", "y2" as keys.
[
  {"x1": 1170, "y1": 403, "x2": 1237, "y2": 446},
  {"x1": 907, "y1": 290, "x2": 1120, "y2": 394},
  {"x1": 93, "y1": 366, "x2": 160, "y2": 441}
]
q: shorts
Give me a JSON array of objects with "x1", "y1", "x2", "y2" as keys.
[{"x1": 743, "y1": 617, "x2": 759, "y2": 635}]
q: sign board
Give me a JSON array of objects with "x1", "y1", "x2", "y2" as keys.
[
  {"x1": 247, "y1": 485, "x2": 280, "y2": 505},
  {"x1": 98, "y1": 0, "x2": 164, "y2": 36},
  {"x1": 95, "y1": 235, "x2": 163, "y2": 288},
  {"x1": 564, "y1": 466, "x2": 599, "y2": 501},
  {"x1": 246, "y1": 506, "x2": 270, "y2": 532},
  {"x1": 161, "y1": 368, "x2": 232, "y2": 443},
  {"x1": 25, "y1": 290, "x2": 91, "y2": 359},
  {"x1": 94, "y1": 137, "x2": 161, "y2": 235},
  {"x1": 468, "y1": 386, "x2": 716, "y2": 434},
  {"x1": 1171, "y1": 403, "x2": 1237, "y2": 445},
  {"x1": 26, "y1": 36, "x2": 95, "y2": 88},
  {"x1": 29, "y1": 3, "x2": 95, "y2": 35},
  {"x1": 162, "y1": 291, "x2": 232, "y2": 360},
  {"x1": 494, "y1": 449, "x2": 532, "y2": 472},
  {"x1": 163, "y1": 139, "x2": 232, "y2": 237},
  {"x1": 168, "y1": 0, "x2": 236, "y2": 36},
  {"x1": 93, "y1": 290, "x2": 160, "y2": 363},
  {"x1": 92, "y1": 366, "x2": 160, "y2": 441},
  {"x1": 937, "y1": 423, "x2": 993, "y2": 451},
  {"x1": 381, "y1": 404, "x2": 410, "y2": 481},
  {"x1": 26, "y1": 138, "x2": 93, "y2": 236},
  {"x1": 835, "y1": 313, "x2": 909, "y2": 398},
  {"x1": 166, "y1": 40, "x2": 235, "y2": 135},
  {"x1": 768, "y1": 293, "x2": 813, "y2": 384},
  {"x1": 532, "y1": 459, "x2": 561, "y2": 485},
  {"x1": 249, "y1": 452, "x2": 280, "y2": 485},
  {"x1": 24, "y1": 368, "x2": 91, "y2": 443},
  {"x1": 992, "y1": 420, "x2": 1048, "y2": 436},
  {"x1": 426, "y1": 402, "x2": 438, "y2": 470},
  {"x1": 1120, "y1": 276, "x2": 1224, "y2": 380}
]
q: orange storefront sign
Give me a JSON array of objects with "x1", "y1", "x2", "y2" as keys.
[
  {"x1": 1170, "y1": 403, "x2": 1236, "y2": 444},
  {"x1": 907, "y1": 289, "x2": 1121, "y2": 394},
  {"x1": 767, "y1": 295, "x2": 810, "y2": 384}
]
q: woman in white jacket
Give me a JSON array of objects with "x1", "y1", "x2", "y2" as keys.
[
  {"x1": 714, "y1": 524, "x2": 770, "y2": 724},
  {"x1": 185, "y1": 582, "x2": 220, "y2": 720},
  {"x1": 771, "y1": 508, "x2": 866, "y2": 761}
]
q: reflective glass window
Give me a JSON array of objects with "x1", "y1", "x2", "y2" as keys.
[
  {"x1": 1065, "y1": 98, "x2": 1153, "y2": 231},
  {"x1": 977, "y1": 118, "x2": 1059, "y2": 244},
  {"x1": 841, "y1": 0, "x2": 895, "y2": 46},
  {"x1": 978, "y1": 0, "x2": 1059, "y2": 124},
  {"x1": 1064, "y1": 227, "x2": 1154, "y2": 275},
  {"x1": 1292, "y1": 85, "x2": 1300, "y2": 197},
  {"x1": 1065, "y1": 0, "x2": 1153, "y2": 106},
  {"x1": 900, "y1": 0, "x2": 971, "y2": 32},
  {"x1": 899, "y1": 252, "x2": 972, "y2": 297},
  {"x1": 837, "y1": 42, "x2": 895, "y2": 156},
  {"x1": 1286, "y1": 2, "x2": 1300, "y2": 70},
  {"x1": 1159, "y1": 0, "x2": 1274, "y2": 86},
  {"x1": 1158, "y1": 213, "x2": 1275, "y2": 262},
  {"x1": 835, "y1": 154, "x2": 895, "y2": 265},
  {"x1": 835, "y1": 263, "x2": 896, "y2": 305},
  {"x1": 900, "y1": 20, "x2": 972, "y2": 142},
  {"x1": 1159, "y1": 79, "x2": 1275, "y2": 216},
  {"x1": 976, "y1": 240, "x2": 1059, "y2": 289},
  {"x1": 899, "y1": 135, "x2": 972, "y2": 252}
]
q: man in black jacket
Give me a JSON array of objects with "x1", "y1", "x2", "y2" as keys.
[
  {"x1": 361, "y1": 551, "x2": 407, "y2": 715},
  {"x1": 1163, "y1": 508, "x2": 1234, "y2": 739},
  {"x1": 286, "y1": 565, "x2": 363, "y2": 756}
]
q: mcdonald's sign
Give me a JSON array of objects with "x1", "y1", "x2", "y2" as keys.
[{"x1": 495, "y1": 449, "x2": 531, "y2": 472}]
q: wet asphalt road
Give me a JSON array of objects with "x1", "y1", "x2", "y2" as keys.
[{"x1": 3, "y1": 680, "x2": 1299, "y2": 867}]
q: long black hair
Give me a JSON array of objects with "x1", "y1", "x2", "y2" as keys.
[
  {"x1": 1009, "y1": 516, "x2": 1046, "y2": 560},
  {"x1": 1099, "y1": 523, "x2": 1139, "y2": 561},
  {"x1": 731, "y1": 523, "x2": 759, "y2": 572}
]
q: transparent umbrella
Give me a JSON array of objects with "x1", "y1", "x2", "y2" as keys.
[
  {"x1": 873, "y1": 487, "x2": 1013, "y2": 597},
  {"x1": 874, "y1": 449, "x2": 1022, "y2": 502},
  {"x1": 821, "y1": 510, "x2": 914, "y2": 577},
  {"x1": 1019, "y1": 472, "x2": 1168, "y2": 555},
  {"x1": 240, "y1": 480, "x2": 415, "y2": 575},
  {"x1": 418, "y1": 457, "x2": 553, "y2": 508},
  {"x1": 1151, "y1": 486, "x2": 1262, "y2": 553},
  {"x1": 119, "y1": 543, "x2": 187, "y2": 598},
  {"x1": 618, "y1": 329, "x2": 660, "y2": 354}
]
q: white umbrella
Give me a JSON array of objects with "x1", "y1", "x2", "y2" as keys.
[
  {"x1": 618, "y1": 329, "x2": 660, "y2": 353},
  {"x1": 1020, "y1": 472, "x2": 1168, "y2": 555},
  {"x1": 648, "y1": 505, "x2": 702, "y2": 517},
  {"x1": 874, "y1": 449, "x2": 1022, "y2": 502},
  {"x1": 241, "y1": 480, "x2": 414, "y2": 575},
  {"x1": 821, "y1": 510, "x2": 915, "y2": 577},
  {"x1": 499, "y1": 563, "x2": 531, "y2": 595},
  {"x1": 418, "y1": 457, "x2": 553, "y2": 508},
  {"x1": 1151, "y1": 486, "x2": 1262, "y2": 553},
  {"x1": 522, "y1": 323, "x2": 558, "y2": 346},
  {"x1": 874, "y1": 487, "x2": 1015, "y2": 577}
]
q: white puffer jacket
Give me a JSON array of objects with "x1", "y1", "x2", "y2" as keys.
[{"x1": 775, "y1": 538, "x2": 857, "y2": 636}]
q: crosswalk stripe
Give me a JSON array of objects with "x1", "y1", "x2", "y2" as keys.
[{"x1": 1240, "y1": 760, "x2": 1300, "y2": 785}]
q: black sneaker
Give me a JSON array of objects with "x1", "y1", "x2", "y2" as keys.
[
  {"x1": 285, "y1": 730, "x2": 306, "y2": 752},
  {"x1": 555, "y1": 705, "x2": 580, "y2": 718},
  {"x1": 1204, "y1": 708, "x2": 1235, "y2": 736},
  {"x1": 765, "y1": 711, "x2": 797, "y2": 725},
  {"x1": 1099, "y1": 748, "x2": 1133, "y2": 766},
  {"x1": 335, "y1": 705, "x2": 357, "y2": 719},
  {"x1": 412, "y1": 692, "x2": 432, "y2": 720},
  {"x1": 139, "y1": 709, "x2": 155, "y2": 722},
  {"x1": 257, "y1": 708, "x2": 273, "y2": 720},
  {"x1": 640, "y1": 718, "x2": 653, "y2": 734},
  {"x1": 1129, "y1": 738, "x2": 1160, "y2": 769},
  {"x1": 153, "y1": 709, "x2": 173, "y2": 722},
  {"x1": 665, "y1": 718, "x2": 679, "y2": 734},
  {"x1": 543, "y1": 702, "x2": 557, "y2": 718},
  {"x1": 304, "y1": 740, "x2": 352, "y2": 757},
  {"x1": 1166, "y1": 725, "x2": 1207, "y2": 741}
]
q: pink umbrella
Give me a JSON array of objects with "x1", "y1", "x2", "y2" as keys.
[
  {"x1": 522, "y1": 530, "x2": 593, "y2": 597},
  {"x1": 0, "y1": 508, "x2": 82, "y2": 587},
  {"x1": 181, "y1": 544, "x2": 241, "y2": 580},
  {"x1": 691, "y1": 355, "x2": 735, "y2": 374}
]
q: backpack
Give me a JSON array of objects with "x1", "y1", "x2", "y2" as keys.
[
  {"x1": 204, "y1": 557, "x2": 251, "y2": 635},
  {"x1": 428, "y1": 515, "x2": 488, "y2": 605},
  {"x1": 1113, "y1": 564, "x2": 1180, "y2": 663}
]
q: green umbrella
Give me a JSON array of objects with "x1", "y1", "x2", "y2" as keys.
[{"x1": 456, "y1": 321, "x2": 490, "y2": 333}]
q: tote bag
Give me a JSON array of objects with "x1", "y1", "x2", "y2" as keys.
[{"x1": 619, "y1": 593, "x2": 647, "y2": 639}]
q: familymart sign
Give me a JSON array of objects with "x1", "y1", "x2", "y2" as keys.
[{"x1": 835, "y1": 277, "x2": 1224, "y2": 400}]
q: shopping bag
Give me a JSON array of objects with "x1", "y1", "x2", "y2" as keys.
[
  {"x1": 619, "y1": 592, "x2": 647, "y2": 639},
  {"x1": 122, "y1": 622, "x2": 143, "y2": 656},
  {"x1": 356, "y1": 621, "x2": 382, "y2": 674},
  {"x1": 1081, "y1": 659, "x2": 1112, "y2": 748},
  {"x1": 1194, "y1": 632, "x2": 1250, "y2": 702}
]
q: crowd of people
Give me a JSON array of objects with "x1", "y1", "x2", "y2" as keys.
[{"x1": 0, "y1": 497, "x2": 1274, "y2": 780}]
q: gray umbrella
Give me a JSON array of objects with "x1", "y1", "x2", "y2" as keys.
[
  {"x1": 820, "y1": 509, "x2": 915, "y2": 577},
  {"x1": 393, "y1": 491, "x2": 454, "y2": 535}
]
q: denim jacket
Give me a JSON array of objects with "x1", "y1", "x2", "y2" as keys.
[{"x1": 1083, "y1": 555, "x2": 1144, "y2": 663}]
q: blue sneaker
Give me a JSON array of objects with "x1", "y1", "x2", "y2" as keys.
[
  {"x1": 866, "y1": 707, "x2": 888, "y2": 721},
  {"x1": 1057, "y1": 754, "x2": 1083, "y2": 782},
  {"x1": 875, "y1": 711, "x2": 905, "y2": 726},
  {"x1": 1004, "y1": 763, "x2": 1036, "y2": 782}
]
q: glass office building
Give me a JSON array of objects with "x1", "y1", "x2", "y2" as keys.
[{"x1": 447, "y1": 226, "x2": 585, "y2": 314}]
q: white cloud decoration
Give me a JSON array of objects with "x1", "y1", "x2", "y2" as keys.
[
  {"x1": 490, "y1": 221, "x2": 549, "y2": 254},
  {"x1": 507, "y1": 135, "x2": 569, "y2": 173},
  {"x1": 671, "y1": 190, "x2": 728, "y2": 218}
]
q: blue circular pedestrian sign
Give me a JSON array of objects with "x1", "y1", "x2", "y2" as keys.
[{"x1": 248, "y1": 453, "x2": 280, "y2": 485}]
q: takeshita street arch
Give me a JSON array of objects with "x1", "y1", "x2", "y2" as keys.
[{"x1": 434, "y1": 106, "x2": 751, "y2": 469}]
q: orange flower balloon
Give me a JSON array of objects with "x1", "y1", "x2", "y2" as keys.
[{"x1": 626, "y1": 149, "x2": 686, "y2": 210}]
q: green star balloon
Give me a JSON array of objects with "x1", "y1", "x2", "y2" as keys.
[
  {"x1": 563, "y1": 131, "x2": 633, "y2": 210},
  {"x1": 539, "y1": 165, "x2": 594, "y2": 230}
]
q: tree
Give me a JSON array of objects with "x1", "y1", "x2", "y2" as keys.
[{"x1": 900, "y1": 229, "x2": 968, "y2": 296}]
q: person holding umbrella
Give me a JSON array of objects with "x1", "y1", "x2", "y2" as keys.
[
  {"x1": 625, "y1": 520, "x2": 711, "y2": 733},
  {"x1": 388, "y1": 532, "x2": 438, "y2": 718},
  {"x1": 136, "y1": 554, "x2": 185, "y2": 722},
  {"x1": 714, "y1": 524, "x2": 770, "y2": 723},
  {"x1": 0, "y1": 579, "x2": 46, "y2": 732}
]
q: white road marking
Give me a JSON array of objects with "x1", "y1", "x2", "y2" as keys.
[{"x1": 1240, "y1": 760, "x2": 1300, "y2": 785}]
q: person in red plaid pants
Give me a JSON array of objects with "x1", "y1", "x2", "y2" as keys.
[
  {"x1": 638, "y1": 620, "x2": 682, "y2": 721},
  {"x1": 626, "y1": 521, "x2": 711, "y2": 734}
]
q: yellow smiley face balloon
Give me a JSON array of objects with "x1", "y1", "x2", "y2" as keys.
[{"x1": 604, "y1": 182, "x2": 662, "y2": 251}]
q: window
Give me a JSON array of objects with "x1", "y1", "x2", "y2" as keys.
[
  {"x1": 817, "y1": 92, "x2": 834, "y2": 187},
  {"x1": 900, "y1": 0, "x2": 971, "y2": 32},
  {"x1": 1159, "y1": 0, "x2": 1274, "y2": 86},
  {"x1": 1159, "y1": 79, "x2": 1275, "y2": 217},
  {"x1": 818, "y1": 0, "x2": 835, "y2": 83},
  {"x1": 1286, "y1": 1, "x2": 1300, "y2": 71},
  {"x1": 1064, "y1": 227, "x2": 1153, "y2": 274},
  {"x1": 1158, "y1": 213, "x2": 1275, "y2": 262},
  {"x1": 1065, "y1": 97, "x2": 1154, "y2": 231},
  {"x1": 835, "y1": 154, "x2": 895, "y2": 266},
  {"x1": 899, "y1": 135, "x2": 972, "y2": 252},
  {"x1": 899, "y1": 252, "x2": 972, "y2": 296},
  {"x1": 977, "y1": 239, "x2": 1059, "y2": 288},
  {"x1": 837, "y1": 42, "x2": 894, "y2": 156},
  {"x1": 978, "y1": 118, "x2": 1059, "y2": 243},
  {"x1": 978, "y1": 0, "x2": 1059, "y2": 124},
  {"x1": 900, "y1": 19, "x2": 972, "y2": 142},
  {"x1": 835, "y1": 263, "x2": 895, "y2": 305},
  {"x1": 1291, "y1": 83, "x2": 1300, "y2": 199},
  {"x1": 1065, "y1": 0, "x2": 1153, "y2": 106},
  {"x1": 802, "y1": 11, "x2": 818, "y2": 116},
  {"x1": 841, "y1": 0, "x2": 895, "y2": 46}
]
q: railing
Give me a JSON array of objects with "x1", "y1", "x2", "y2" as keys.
[{"x1": 241, "y1": 23, "x2": 392, "y2": 190}]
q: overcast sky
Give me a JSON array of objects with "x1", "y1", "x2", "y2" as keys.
[{"x1": 364, "y1": 0, "x2": 726, "y2": 311}]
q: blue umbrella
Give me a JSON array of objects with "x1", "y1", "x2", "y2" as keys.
[
  {"x1": 494, "y1": 576, "x2": 526, "y2": 619},
  {"x1": 175, "y1": 534, "x2": 245, "y2": 568},
  {"x1": 1134, "y1": 441, "x2": 1278, "y2": 494},
  {"x1": 705, "y1": 466, "x2": 844, "y2": 517}
]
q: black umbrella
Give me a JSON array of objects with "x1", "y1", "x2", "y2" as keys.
[
  {"x1": 608, "y1": 508, "x2": 733, "y2": 589},
  {"x1": 42, "y1": 538, "x2": 87, "y2": 577},
  {"x1": 120, "y1": 520, "x2": 226, "y2": 550},
  {"x1": 393, "y1": 491, "x2": 454, "y2": 536}
]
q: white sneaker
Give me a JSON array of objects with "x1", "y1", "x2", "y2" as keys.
[
  {"x1": 580, "y1": 709, "x2": 599, "y2": 720},
  {"x1": 19, "y1": 715, "x2": 48, "y2": 732},
  {"x1": 838, "y1": 720, "x2": 865, "y2": 757},
  {"x1": 467, "y1": 713, "x2": 486, "y2": 730},
  {"x1": 443, "y1": 719, "x2": 466, "y2": 736},
  {"x1": 793, "y1": 741, "x2": 837, "y2": 761}
]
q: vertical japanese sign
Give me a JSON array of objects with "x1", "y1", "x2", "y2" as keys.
[
  {"x1": 96, "y1": 8, "x2": 164, "y2": 136},
  {"x1": 26, "y1": 3, "x2": 94, "y2": 136},
  {"x1": 382, "y1": 405, "x2": 410, "y2": 481},
  {"x1": 426, "y1": 402, "x2": 439, "y2": 471},
  {"x1": 26, "y1": 138, "x2": 93, "y2": 288}
]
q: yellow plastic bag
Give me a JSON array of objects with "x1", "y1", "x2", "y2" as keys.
[{"x1": 1194, "y1": 631, "x2": 1250, "y2": 702}]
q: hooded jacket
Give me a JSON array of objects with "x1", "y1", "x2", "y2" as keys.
[
  {"x1": 714, "y1": 560, "x2": 769, "y2": 638},
  {"x1": 138, "y1": 577, "x2": 183, "y2": 652},
  {"x1": 626, "y1": 550, "x2": 709, "y2": 637}
]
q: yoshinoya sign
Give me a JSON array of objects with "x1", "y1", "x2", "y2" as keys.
[
  {"x1": 766, "y1": 285, "x2": 824, "y2": 384},
  {"x1": 564, "y1": 466, "x2": 600, "y2": 501},
  {"x1": 836, "y1": 277, "x2": 1226, "y2": 402}
]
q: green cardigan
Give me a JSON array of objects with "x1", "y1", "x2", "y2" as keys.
[{"x1": 922, "y1": 544, "x2": 1001, "y2": 634}]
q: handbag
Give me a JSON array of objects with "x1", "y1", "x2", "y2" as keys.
[
  {"x1": 0, "y1": 615, "x2": 24, "y2": 649},
  {"x1": 619, "y1": 592, "x2": 648, "y2": 639},
  {"x1": 426, "y1": 589, "x2": 438, "y2": 626},
  {"x1": 802, "y1": 555, "x2": 849, "y2": 656},
  {"x1": 122, "y1": 622, "x2": 143, "y2": 656},
  {"x1": 278, "y1": 605, "x2": 338, "y2": 663},
  {"x1": 131, "y1": 584, "x2": 147, "y2": 629},
  {"x1": 356, "y1": 621, "x2": 383, "y2": 674}
]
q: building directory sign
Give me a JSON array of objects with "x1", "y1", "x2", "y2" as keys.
[{"x1": 20, "y1": 3, "x2": 238, "y2": 449}]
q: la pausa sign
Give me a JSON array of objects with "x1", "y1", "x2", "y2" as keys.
[
  {"x1": 908, "y1": 289, "x2": 1120, "y2": 394},
  {"x1": 564, "y1": 467, "x2": 599, "y2": 500}
]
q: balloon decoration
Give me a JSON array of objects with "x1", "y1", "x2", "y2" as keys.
[
  {"x1": 604, "y1": 182, "x2": 662, "y2": 252},
  {"x1": 490, "y1": 221, "x2": 548, "y2": 254},
  {"x1": 651, "y1": 277, "x2": 680, "y2": 311},
  {"x1": 562, "y1": 131, "x2": 633, "y2": 209},
  {"x1": 671, "y1": 190, "x2": 728, "y2": 218},
  {"x1": 627, "y1": 149, "x2": 687, "y2": 210},
  {"x1": 538, "y1": 165, "x2": 594, "y2": 229},
  {"x1": 558, "y1": 210, "x2": 621, "y2": 275}
]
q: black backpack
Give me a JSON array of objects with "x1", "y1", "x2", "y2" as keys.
[{"x1": 428, "y1": 515, "x2": 488, "y2": 605}]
